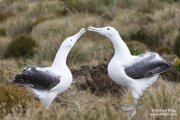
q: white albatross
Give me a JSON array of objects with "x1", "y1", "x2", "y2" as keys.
[
  {"x1": 13, "y1": 28, "x2": 86, "y2": 109},
  {"x1": 88, "y1": 26, "x2": 171, "y2": 111}
]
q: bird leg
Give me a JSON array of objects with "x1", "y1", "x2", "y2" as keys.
[
  {"x1": 121, "y1": 99, "x2": 137, "y2": 112},
  {"x1": 121, "y1": 99, "x2": 137, "y2": 118}
]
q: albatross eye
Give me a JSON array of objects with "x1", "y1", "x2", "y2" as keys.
[{"x1": 107, "y1": 28, "x2": 110, "y2": 30}]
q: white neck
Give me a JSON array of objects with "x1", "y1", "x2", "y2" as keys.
[
  {"x1": 51, "y1": 46, "x2": 69, "y2": 68},
  {"x1": 110, "y1": 34, "x2": 131, "y2": 60}
]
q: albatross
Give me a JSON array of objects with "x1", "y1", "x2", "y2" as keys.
[
  {"x1": 88, "y1": 26, "x2": 171, "y2": 111},
  {"x1": 13, "y1": 28, "x2": 86, "y2": 109}
]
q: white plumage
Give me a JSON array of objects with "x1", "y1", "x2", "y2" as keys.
[
  {"x1": 13, "y1": 28, "x2": 86, "y2": 109},
  {"x1": 88, "y1": 26, "x2": 171, "y2": 111}
]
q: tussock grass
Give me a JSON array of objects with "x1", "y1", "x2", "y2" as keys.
[
  {"x1": 4, "y1": 17, "x2": 33, "y2": 38},
  {"x1": 27, "y1": 0, "x2": 66, "y2": 18},
  {"x1": 0, "y1": 66, "x2": 179, "y2": 120},
  {"x1": 0, "y1": 28, "x2": 6, "y2": 36},
  {"x1": 0, "y1": 11, "x2": 13, "y2": 22},
  {"x1": 0, "y1": 60, "x2": 19, "y2": 83},
  {"x1": 0, "y1": 37, "x2": 11, "y2": 58},
  {"x1": 0, "y1": 0, "x2": 179, "y2": 119},
  {"x1": 32, "y1": 14, "x2": 108, "y2": 63},
  {"x1": 0, "y1": 84, "x2": 32, "y2": 118},
  {"x1": 136, "y1": 80, "x2": 179, "y2": 120},
  {"x1": 174, "y1": 33, "x2": 180, "y2": 57},
  {"x1": 4, "y1": 34, "x2": 37, "y2": 58},
  {"x1": 155, "y1": 46, "x2": 172, "y2": 55}
]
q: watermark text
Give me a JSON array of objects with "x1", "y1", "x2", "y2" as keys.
[{"x1": 150, "y1": 109, "x2": 177, "y2": 116}]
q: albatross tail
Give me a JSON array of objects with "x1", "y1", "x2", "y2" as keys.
[{"x1": 130, "y1": 74, "x2": 159, "y2": 99}]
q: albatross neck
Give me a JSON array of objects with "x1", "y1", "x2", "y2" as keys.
[
  {"x1": 110, "y1": 34, "x2": 131, "y2": 60},
  {"x1": 51, "y1": 46, "x2": 70, "y2": 69}
]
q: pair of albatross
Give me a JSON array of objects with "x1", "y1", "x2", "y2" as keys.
[{"x1": 13, "y1": 26, "x2": 171, "y2": 110}]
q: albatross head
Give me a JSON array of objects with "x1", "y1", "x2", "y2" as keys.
[
  {"x1": 88, "y1": 26, "x2": 119, "y2": 40},
  {"x1": 52, "y1": 28, "x2": 86, "y2": 67},
  {"x1": 61, "y1": 28, "x2": 86, "y2": 50}
]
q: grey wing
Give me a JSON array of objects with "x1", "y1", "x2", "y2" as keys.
[
  {"x1": 124, "y1": 53, "x2": 171, "y2": 79},
  {"x1": 13, "y1": 66, "x2": 60, "y2": 90}
]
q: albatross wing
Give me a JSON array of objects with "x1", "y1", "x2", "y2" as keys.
[
  {"x1": 124, "y1": 52, "x2": 171, "y2": 79},
  {"x1": 13, "y1": 66, "x2": 60, "y2": 90}
]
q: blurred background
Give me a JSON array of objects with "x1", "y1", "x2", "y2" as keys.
[
  {"x1": 0, "y1": 0, "x2": 180, "y2": 66},
  {"x1": 0, "y1": 0, "x2": 179, "y2": 119}
]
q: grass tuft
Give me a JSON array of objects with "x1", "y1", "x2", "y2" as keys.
[
  {"x1": 155, "y1": 46, "x2": 172, "y2": 55},
  {"x1": 0, "y1": 28, "x2": 6, "y2": 36},
  {"x1": 4, "y1": 34, "x2": 38, "y2": 58},
  {"x1": 0, "y1": 84, "x2": 32, "y2": 117},
  {"x1": 173, "y1": 33, "x2": 180, "y2": 57},
  {"x1": 0, "y1": 12, "x2": 8, "y2": 22},
  {"x1": 63, "y1": 0, "x2": 115, "y2": 14}
]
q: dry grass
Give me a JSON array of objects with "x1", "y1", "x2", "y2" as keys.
[
  {"x1": 31, "y1": 13, "x2": 109, "y2": 64},
  {"x1": 0, "y1": 73, "x2": 179, "y2": 120},
  {"x1": 0, "y1": 0, "x2": 180, "y2": 119},
  {"x1": 0, "y1": 37, "x2": 11, "y2": 58},
  {"x1": 0, "y1": 60, "x2": 179, "y2": 120}
]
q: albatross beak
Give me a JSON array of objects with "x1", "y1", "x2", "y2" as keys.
[
  {"x1": 73, "y1": 28, "x2": 86, "y2": 40},
  {"x1": 88, "y1": 26, "x2": 102, "y2": 32}
]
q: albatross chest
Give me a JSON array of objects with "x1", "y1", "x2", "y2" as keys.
[{"x1": 108, "y1": 60, "x2": 130, "y2": 87}]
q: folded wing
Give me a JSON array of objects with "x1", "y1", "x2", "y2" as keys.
[
  {"x1": 124, "y1": 52, "x2": 171, "y2": 79},
  {"x1": 13, "y1": 66, "x2": 60, "y2": 90}
]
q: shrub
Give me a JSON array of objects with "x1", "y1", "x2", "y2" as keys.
[
  {"x1": 0, "y1": 84, "x2": 32, "y2": 117},
  {"x1": 155, "y1": 46, "x2": 171, "y2": 55},
  {"x1": 130, "y1": 26, "x2": 159, "y2": 47},
  {"x1": 0, "y1": 28, "x2": 6, "y2": 36},
  {"x1": 4, "y1": 34, "x2": 37, "y2": 58},
  {"x1": 0, "y1": 37, "x2": 11, "y2": 58},
  {"x1": 174, "y1": 57, "x2": 180, "y2": 71},
  {"x1": 173, "y1": 33, "x2": 180, "y2": 57},
  {"x1": 0, "y1": 11, "x2": 14, "y2": 22},
  {"x1": 0, "y1": 12, "x2": 7, "y2": 22},
  {"x1": 130, "y1": 24, "x2": 170, "y2": 48}
]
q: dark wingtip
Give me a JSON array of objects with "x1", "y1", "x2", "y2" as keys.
[
  {"x1": 11, "y1": 80, "x2": 16, "y2": 84},
  {"x1": 12, "y1": 73, "x2": 26, "y2": 85}
]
